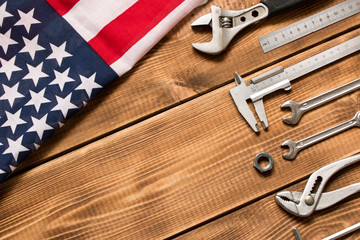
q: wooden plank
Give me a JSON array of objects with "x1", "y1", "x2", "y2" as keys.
[
  {"x1": 1, "y1": 30, "x2": 359, "y2": 239},
  {"x1": 18, "y1": 0, "x2": 360, "y2": 171},
  {"x1": 175, "y1": 160, "x2": 360, "y2": 240}
]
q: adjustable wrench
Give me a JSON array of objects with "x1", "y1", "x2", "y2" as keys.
[
  {"x1": 282, "y1": 111, "x2": 360, "y2": 160},
  {"x1": 282, "y1": 78, "x2": 360, "y2": 125},
  {"x1": 191, "y1": 0, "x2": 309, "y2": 54}
]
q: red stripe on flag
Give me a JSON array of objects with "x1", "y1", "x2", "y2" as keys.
[
  {"x1": 46, "y1": 0, "x2": 80, "y2": 16},
  {"x1": 88, "y1": 0, "x2": 184, "y2": 65}
]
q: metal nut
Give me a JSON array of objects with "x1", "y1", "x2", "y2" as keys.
[{"x1": 254, "y1": 152, "x2": 273, "y2": 173}]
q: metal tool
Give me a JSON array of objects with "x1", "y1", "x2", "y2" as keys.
[
  {"x1": 293, "y1": 228, "x2": 303, "y2": 240},
  {"x1": 282, "y1": 77, "x2": 360, "y2": 125},
  {"x1": 276, "y1": 153, "x2": 360, "y2": 217},
  {"x1": 191, "y1": 0, "x2": 308, "y2": 54},
  {"x1": 323, "y1": 222, "x2": 360, "y2": 240},
  {"x1": 259, "y1": 0, "x2": 360, "y2": 53},
  {"x1": 282, "y1": 111, "x2": 360, "y2": 160},
  {"x1": 254, "y1": 152, "x2": 273, "y2": 173},
  {"x1": 293, "y1": 223, "x2": 360, "y2": 240},
  {"x1": 230, "y1": 35, "x2": 360, "y2": 133}
]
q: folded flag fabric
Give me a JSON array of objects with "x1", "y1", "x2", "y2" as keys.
[{"x1": 0, "y1": 0, "x2": 203, "y2": 182}]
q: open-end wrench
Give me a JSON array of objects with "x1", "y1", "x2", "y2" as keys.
[
  {"x1": 282, "y1": 111, "x2": 360, "y2": 160},
  {"x1": 282, "y1": 78, "x2": 360, "y2": 125}
]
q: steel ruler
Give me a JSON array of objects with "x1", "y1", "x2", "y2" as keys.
[{"x1": 259, "y1": 0, "x2": 360, "y2": 53}]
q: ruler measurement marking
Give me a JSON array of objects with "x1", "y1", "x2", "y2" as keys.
[
  {"x1": 259, "y1": 0, "x2": 360, "y2": 53},
  {"x1": 255, "y1": 36, "x2": 360, "y2": 90}
]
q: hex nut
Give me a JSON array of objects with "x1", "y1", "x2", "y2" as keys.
[{"x1": 254, "y1": 152, "x2": 274, "y2": 173}]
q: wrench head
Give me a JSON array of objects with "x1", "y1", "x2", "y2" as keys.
[
  {"x1": 281, "y1": 140, "x2": 299, "y2": 160},
  {"x1": 192, "y1": 6, "x2": 227, "y2": 54},
  {"x1": 192, "y1": 6, "x2": 235, "y2": 54},
  {"x1": 192, "y1": 4, "x2": 269, "y2": 54},
  {"x1": 281, "y1": 100, "x2": 303, "y2": 125}
]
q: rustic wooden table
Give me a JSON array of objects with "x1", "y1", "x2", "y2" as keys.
[{"x1": 1, "y1": 0, "x2": 359, "y2": 239}]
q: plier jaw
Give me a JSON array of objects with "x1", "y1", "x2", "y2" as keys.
[
  {"x1": 191, "y1": 4, "x2": 269, "y2": 54},
  {"x1": 275, "y1": 191, "x2": 302, "y2": 217},
  {"x1": 275, "y1": 191, "x2": 316, "y2": 217}
]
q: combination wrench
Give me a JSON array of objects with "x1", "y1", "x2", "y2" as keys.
[
  {"x1": 282, "y1": 111, "x2": 360, "y2": 160},
  {"x1": 282, "y1": 78, "x2": 360, "y2": 125}
]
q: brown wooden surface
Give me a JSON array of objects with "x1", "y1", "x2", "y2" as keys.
[
  {"x1": 176, "y1": 161, "x2": 360, "y2": 239},
  {"x1": 19, "y1": 0, "x2": 360, "y2": 170},
  {"x1": 1, "y1": 0, "x2": 360, "y2": 239}
]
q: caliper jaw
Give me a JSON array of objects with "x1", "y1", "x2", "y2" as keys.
[
  {"x1": 230, "y1": 73, "x2": 260, "y2": 132},
  {"x1": 230, "y1": 67, "x2": 292, "y2": 132}
]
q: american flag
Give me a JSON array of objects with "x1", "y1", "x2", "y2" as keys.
[{"x1": 0, "y1": 0, "x2": 202, "y2": 182}]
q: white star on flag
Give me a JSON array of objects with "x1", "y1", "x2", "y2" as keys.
[
  {"x1": 0, "y1": 82, "x2": 25, "y2": 107},
  {"x1": 51, "y1": 93, "x2": 78, "y2": 118},
  {"x1": 0, "y1": 56, "x2": 22, "y2": 80},
  {"x1": 0, "y1": 2, "x2": 13, "y2": 27},
  {"x1": 19, "y1": 35, "x2": 46, "y2": 60},
  {"x1": 34, "y1": 143, "x2": 40, "y2": 150},
  {"x1": 27, "y1": 115, "x2": 54, "y2": 140},
  {"x1": 14, "y1": 8, "x2": 40, "y2": 33},
  {"x1": 24, "y1": 89, "x2": 51, "y2": 112},
  {"x1": 50, "y1": 68, "x2": 75, "y2": 91},
  {"x1": 1, "y1": 109, "x2": 27, "y2": 134},
  {"x1": 9, "y1": 165, "x2": 16, "y2": 172},
  {"x1": 3, "y1": 136, "x2": 29, "y2": 162},
  {"x1": 0, "y1": 169, "x2": 5, "y2": 174},
  {"x1": 0, "y1": 29, "x2": 17, "y2": 54},
  {"x1": 58, "y1": 121, "x2": 64, "y2": 128},
  {"x1": 46, "y1": 42, "x2": 72, "y2": 66},
  {"x1": 76, "y1": 73, "x2": 102, "y2": 98},
  {"x1": 23, "y1": 62, "x2": 48, "y2": 87}
]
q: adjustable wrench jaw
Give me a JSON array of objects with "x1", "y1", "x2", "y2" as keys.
[{"x1": 192, "y1": 4, "x2": 268, "y2": 54}]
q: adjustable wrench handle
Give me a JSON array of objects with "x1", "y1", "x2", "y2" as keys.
[{"x1": 261, "y1": 0, "x2": 309, "y2": 15}]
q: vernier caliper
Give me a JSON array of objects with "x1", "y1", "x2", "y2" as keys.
[{"x1": 230, "y1": 35, "x2": 360, "y2": 132}]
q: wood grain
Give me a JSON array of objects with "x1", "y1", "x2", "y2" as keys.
[
  {"x1": 176, "y1": 160, "x2": 360, "y2": 240},
  {"x1": 0, "y1": 30, "x2": 359, "y2": 239},
  {"x1": 18, "y1": 0, "x2": 360, "y2": 172}
]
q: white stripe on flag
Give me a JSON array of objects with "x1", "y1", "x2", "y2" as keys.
[
  {"x1": 110, "y1": 0, "x2": 203, "y2": 75},
  {"x1": 63, "y1": 0, "x2": 138, "y2": 42}
]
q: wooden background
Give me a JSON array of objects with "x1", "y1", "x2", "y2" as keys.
[{"x1": 1, "y1": 0, "x2": 360, "y2": 239}]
